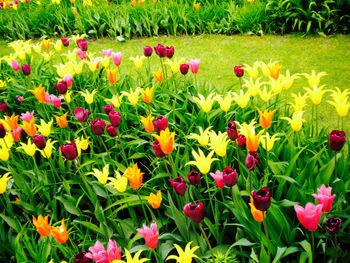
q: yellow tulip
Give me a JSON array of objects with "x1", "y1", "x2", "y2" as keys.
[
  {"x1": 36, "y1": 119, "x2": 53, "y2": 137},
  {"x1": 233, "y1": 90, "x2": 250, "y2": 109},
  {"x1": 243, "y1": 77, "x2": 262, "y2": 97},
  {"x1": 165, "y1": 57, "x2": 185, "y2": 73},
  {"x1": 237, "y1": 119, "x2": 255, "y2": 137},
  {"x1": 188, "y1": 126, "x2": 212, "y2": 146},
  {"x1": 166, "y1": 242, "x2": 199, "y2": 263},
  {"x1": 75, "y1": 136, "x2": 89, "y2": 157},
  {"x1": 281, "y1": 111, "x2": 305, "y2": 132},
  {"x1": 107, "y1": 171, "x2": 128, "y2": 193},
  {"x1": 304, "y1": 85, "x2": 328, "y2": 105},
  {"x1": 121, "y1": 88, "x2": 141, "y2": 106},
  {"x1": 89, "y1": 165, "x2": 110, "y2": 185},
  {"x1": 0, "y1": 133, "x2": 14, "y2": 149},
  {"x1": 290, "y1": 93, "x2": 308, "y2": 112},
  {"x1": 185, "y1": 149, "x2": 218, "y2": 174},
  {"x1": 244, "y1": 62, "x2": 260, "y2": 80},
  {"x1": 208, "y1": 131, "x2": 230, "y2": 157},
  {"x1": 53, "y1": 40, "x2": 62, "y2": 52},
  {"x1": 259, "y1": 86, "x2": 274, "y2": 102},
  {"x1": 328, "y1": 88, "x2": 350, "y2": 117},
  {"x1": 39, "y1": 139, "x2": 57, "y2": 158},
  {"x1": 80, "y1": 90, "x2": 96, "y2": 105},
  {"x1": 101, "y1": 57, "x2": 112, "y2": 68},
  {"x1": 281, "y1": 70, "x2": 299, "y2": 90},
  {"x1": 270, "y1": 78, "x2": 283, "y2": 95},
  {"x1": 261, "y1": 132, "x2": 280, "y2": 151},
  {"x1": 302, "y1": 70, "x2": 327, "y2": 88},
  {"x1": 193, "y1": 93, "x2": 216, "y2": 113},
  {"x1": 105, "y1": 94, "x2": 124, "y2": 108},
  {"x1": 106, "y1": 68, "x2": 118, "y2": 85},
  {"x1": 65, "y1": 90, "x2": 72, "y2": 104},
  {"x1": 0, "y1": 172, "x2": 11, "y2": 194},
  {"x1": 42, "y1": 39, "x2": 51, "y2": 50},
  {"x1": 0, "y1": 147, "x2": 10, "y2": 161},
  {"x1": 216, "y1": 92, "x2": 233, "y2": 112},
  {"x1": 85, "y1": 60, "x2": 99, "y2": 72},
  {"x1": 114, "y1": 249, "x2": 149, "y2": 263},
  {"x1": 17, "y1": 139, "x2": 37, "y2": 157},
  {"x1": 129, "y1": 56, "x2": 145, "y2": 70},
  {"x1": 268, "y1": 63, "x2": 281, "y2": 80}
]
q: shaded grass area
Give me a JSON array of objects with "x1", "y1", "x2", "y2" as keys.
[{"x1": 1, "y1": 34, "x2": 349, "y2": 132}]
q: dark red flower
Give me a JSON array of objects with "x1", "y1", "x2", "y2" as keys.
[
  {"x1": 227, "y1": 121, "x2": 238, "y2": 141},
  {"x1": 237, "y1": 134, "x2": 246, "y2": 148},
  {"x1": 170, "y1": 176, "x2": 187, "y2": 196},
  {"x1": 152, "y1": 140, "x2": 165, "y2": 158},
  {"x1": 222, "y1": 167, "x2": 237, "y2": 187},
  {"x1": 325, "y1": 217, "x2": 342, "y2": 235},
  {"x1": 61, "y1": 38, "x2": 69, "y2": 47},
  {"x1": 21, "y1": 63, "x2": 31, "y2": 76},
  {"x1": 143, "y1": 46, "x2": 153, "y2": 57},
  {"x1": 73, "y1": 251, "x2": 92, "y2": 263},
  {"x1": 184, "y1": 202, "x2": 205, "y2": 224},
  {"x1": 109, "y1": 111, "x2": 121, "y2": 127},
  {"x1": 55, "y1": 81, "x2": 68, "y2": 95},
  {"x1": 103, "y1": 103, "x2": 115, "y2": 115},
  {"x1": 245, "y1": 151, "x2": 258, "y2": 171},
  {"x1": 0, "y1": 102, "x2": 8, "y2": 114},
  {"x1": 91, "y1": 118, "x2": 106, "y2": 135},
  {"x1": 166, "y1": 46, "x2": 174, "y2": 59},
  {"x1": 0, "y1": 123, "x2": 6, "y2": 138},
  {"x1": 154, "y1": 44, "x2": 167, "y2": 58},
  {"x1": 252, "y1": 187, "x2": 271, "y2": 211},
  {"x1": 60, "y1": 141, "x2": 78, "y2": 161},
  {"x1": 180, "y1": 64, "x2": 189, "y2": 75},
  {"x1": 153, "y1": 116, "x2": 168, "y2": 134},
  {"x1": 32, "y1": 134, "x2": 46, "y2": 150},
  {"x1": 106, "y1": 124, "x2": 117, "y2": 137},
  {"x1": 329, "y1": 130, "x2": 346, "y2": 152},
  {"x1": 74, "y1": 107, "x2": 91, "y2": 123},
  {"x1": 77, "y1": 39, "x2": 88, "y2": 51},
  {"x1": 187, "y1": 170, "x2": 201, "y2": 186},
  {"x1": 234, "y1": 65, "x2": 244, "y2": 78}
]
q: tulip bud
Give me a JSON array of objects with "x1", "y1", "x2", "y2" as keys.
[
  {"x1": 32, "y1": 134, "x2": 46, "y2": 150},
  {"x1": 103, "y1": 103, "x2": 114, "y2": 115},
  {"x1": 166, "y1": 46, "x2": 174, "y2": 59},
  {"x1": 170, "y1": 176, "x2": 187, "y2": 196},
  {"x1": 106, "y1": 124, "x2": 117, "y2": 137},
  {"x1": 227, "y1": 121, "x2": 238, "y2": 141},
  {"x1": 77, "y1": 39, "x2": 88, "y2": 51},
  {"x1": 329, "y1": 130, "x2": 346, "y2": 152},
  {"x1": 74, "y1": 107, "x2": 91, "y2": 123},
  {"x1": 0, "y1": 102, "x2": 8, "y2": 114},
  {"x1": 187, "y1": 170, "x2": 201, "y2": 186},
  {"x1": 245, "y1": 151, "x2": 258, "y2": 171},
  {"x1": 153, "y1": 116, "x2": 168, "y2": 134},
  {"x1": 90, "y1": 118, "x2": 106, "y2": 135},
  {"x1": 60, "y1": 141, "x2": 78, "y2": 161},
  {"x1": 234, "y1": 65, "x2": 244, "y2": 78},
  {"x1": 184, "y1": 202, "x2": 205, "y2": 224},
  {"x1": 73, "y1": 251, "x2": 92, "y2": 263},
  {"x1": 61, "y1": 38, "x2": 69, "y2": 47},
  {"x1": 143, "y1": 46, "x2": 153, "y2": 57},
  {"x1": 152, "y1": 140, "x2": 165, "y2": 158},
  {"x1": 251, "y1": 187, "x2": 271, "y2": 211},
  {"x1": 237, "y1": 134, "x2": 246, "y2": 148},
  {"x1": 154, "y1": 44, "x2": 167, "y2": 58},
  {"x1": 21, "y1": 63, "x2": 31, "y2": 76},
  {"x1": 55, "y1": 81, "x2": 68, "y2": 95},
  {"x1": 180, "y1": 64, "x2": 189, "y2": 75},
  {"x1": 109, "y1": 111, "x2": 121, "y2": 127},
  {"x1": 222, "y1": 167, "x2": 237, "y2": 187},
  {"x1": 325, "y1": 217, "x2": 342, "y2": 235},
  {"x1": 0, "y1": 123, "x2": 6, "y2": 138}
]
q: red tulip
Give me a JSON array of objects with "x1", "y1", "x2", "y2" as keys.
[
  {"x1": 251, "y1": 187, "x2": 271, "y2": 211},
  {"x1": 245, "y1": 151, "x2": 258, "y2": 171},
  {"x1": 108, "y1": 111, "x2": 121, "y2": 127},
  {"x1": 61, "y1": 142, "x2": 78, "y2": 160},
  {"x1": 0, "y1": 102, "x2": 8, "y2": 114},
  {"x1": 234, "y1": 65, "x2": 244, "y2": 78},
  {"x1": 170, "y1": 176, "x2": 187, "y2": 196},
  {"x1": 136, "y1": 221, "x2": 159, "y2": 249},
  {"x1": 227, "y1": 121, "x2": 238, "y2": 141},
  {"x1": 166, "y1": 46, "x2": 174, "y2": 59},
  {"x1": 106, "y1": 124, "x2": 117, "y2": 137},
  {"x1": 61, "y1": 38, "x2": 69, "y2": 47},
  {"x1": 55, "y1": 81, "x2": 68, "y2": 95},
  {"x1": 32, "y1": 134, "x2": 46, "y2": 150},
  {"x1": 103, "y1": 104, "x2": 114, "y2": 115},
  {"x1": 21, "y1": 63, "x2": 31, "y2": 76},
  {"x1": 237, "y1": 134, "x2": 246, "y2": 148},
  {"x1": 153, "y1": 116, "x2": 168, "y2": 134},
  {"x1": 154, "y1": 44, "x2": 167, "y2": 58},
  {"x1": 180, "y1": 64, "x2": 189, "y2": 75},
  {"x1": 184, "y1": 202, "x2": 205, "y2": 224},
  {"x1": 73, "y1": 251, "x2": 92, "y2": 263},
  {"x1": 74, "y1": 107, "x2": 91, "y2": 123},
  {"x1": 143, "y1": 46, "x2": 153, "y2": 57},
  {"x1": 91, "y1": 118, "x2": 106, "y2": 135},
  {"x1": 210, "y1": 170, "x2": 224, "y2": 189},
  {"x1": 329, "y1": 130, "x2": 346, "y2": 152},
  {"x1": 222, "y1": 167, "x2": 237, "y2": 187},
  {"x1": 325, "y1": 217, "x2": 342, "y2": 235},
  {"x1": 77, "y1": 39, "x2": 88, "y2": 51},
  {"x1": 152, "y1": 140, "x2": 165, "y2": 158},
  {"x1": 187, "y1": 170, "x2": 201, "y2": 186},
  {"x1": 0, "y1": 123, "x2": 6, "y2": 138}
]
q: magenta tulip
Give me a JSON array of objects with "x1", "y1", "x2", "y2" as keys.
[
  {"x1": 61, "y1": 142, "x2": 78, "y2": 161},
  {"x1": 188, "y1": 59, "x2": 200, "y2": 74},
  {"x1": 143, "y1": 46, "x2": 153, "y2": 57},
  {"x1": 136, "y1": 221, "x2": 159, "y2": 249},
  {"x1": 112, "y1": 52, "x2": 123, "y2": 66},
  {"x1": 234, "y1": 65, "x2": 244, "y2": 78},
  {"x1": 170, "y1": 176, "x2": 187, "y2": 196},
  {"x1": 222, "y1": 167, "x2": 237, "y2": 187},
  {"x1": 227, "y1": 121, "x2": 238, "y2": 141},
  {"x1": 312, "y1": 184, "x2": 335, "y2": 213},
  {"x1": 184, "y1": 202, "x2": 205, "y2": 224},
  {"x1": 153, "y1": 116, "x2": 168, "y2": 134},
  {"x1": 74, "y1": 107, "x2": 91, "y2": 123},
  {"x1": 209, "y1": 170, "x2": 224, "y2": 189},
  {"x1": 294, "y1": 203, "x2": 323, "y2": 231},
  {"x1": 91, "y1": 118, "x2": 106, "y2": 135}
]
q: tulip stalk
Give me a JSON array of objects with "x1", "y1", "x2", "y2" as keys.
[
  {"x1": 333, "y1": 234, "x2": 338, "y2": 263},
  {"x1": 262, "y1": 212, "x2": 270, "y2": 260},
  {"x1": 116, "y1": 129, "x2": 128, "y2": 165},
  {"x1": 248, "y1": 170, "x2": 252, "y2": 196},
  {"x1": 74, "y1": 160, "x2": 95, "y2": 204},
  {"x1": 199, "y1": 223, "x2": 215, "y2": 263},
  {"x1": 334, "y1": 151, "x2": 337, "y2": 182},
  {"x1": 137, "y1": 190, "x2": 150, "y2": 224},
  {"x1": 152, "y1": 249, "x2": 160, "y2": 263}
]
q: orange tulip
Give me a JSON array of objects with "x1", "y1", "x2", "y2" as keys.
[
  {"x1": 42, "y1": 39, "x2": 51, "y2": 50},
  {"x1": 140, "y1": 114, "x2": 154, "y2": 133},
  {"x1": 2, "y1": 113, "x2": 19, "y2": 130},
  {"x1": 249, "y1": 196, "x2": 265, "y2": 222},
  {"x1": 246, "y1": 129, "x2": 264, "y2": 152},
  {"x1": 194, "y1": 2, "x2": 200, "y2": 10},
  {"x1": 51, "y1": 219, "x2": 68, "y2": 244},
  {"x1": 21, "y1": 118, "x2": 37, "y2": 136},
  {"x1": 33, "y1": 215, "x2": 51, "y2": 237},
  {"x1": 131, "y1": 0, "x2": 136, "y2": 6},
  {"x1": 152, "y1": 69, "x2": 163, "y2": 82},
  {"x1": 29, "y1": 84, "x2": 46, "y2": 103},
  {"x1": 124, "y1": 163, "x2": 144, "y2": 190},
  {"x1": 269, "y1": 64, "x2": 281, "y2": 80},
  {"x1": 106, "y1": 68, "x2": 117, "y2": 85},
  {"x1": 145, "y1": 190, "x2": 162, "y2": 209},
  {"x1": 141, "y1": 87, "x2": 154, "y2": 103},
  {"x1": 54, "y1": 112, "x2": 68, "y2": 128},
  {"x1": 151, "y1": 128, "x2": 175, "y2": 155},
  {"x1": 73, "y1": 9, "x2": 78, "y2": 15},
  {"x1": 256, "y1": 107, "x2": 277, "y2": 129}
]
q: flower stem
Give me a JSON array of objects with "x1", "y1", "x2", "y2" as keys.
[
  {"x1": 334, "y1": 234, "x2": 338, "y2": 263},
  {"x1": 248, "y1": 170, "x2": 252, "y2": 195},
  {"x1": 99, "y1": 136, "x2": 111, "y2": 160},
  {"x1": 334, "y1": 151, "x2": 337, "y2": 182},
  {"x1": 79, "y1": 123, "x2": 88, "y2": 138},
  {"x1": 199, "y1": 223, "x2": 215, "y2": 263},
  {"x1": 311, "y1": 230, "x2": 315, "y2": 256},
  {"x1": 74, "y1": 160, "x2": 94, "y2": 204},
  {"x1": 116, "y1": 129, "x2": 128, "y2": 166},
  {"x1": 152, "y1": 249, "x2": 160, "y2": 263},
  {"x1": 137, "y1": 190, "x2": 149, "y2": 224},
  {"x1": 167, "y1": 154, "x2": 177, "y2": 178},
  {"x1": 262, "y1": 212, "x2": 270, "y2": 260}
]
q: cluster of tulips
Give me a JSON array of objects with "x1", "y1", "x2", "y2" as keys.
[{"x1": 0, "y1": 35, "x2": 349, "y2": 262}]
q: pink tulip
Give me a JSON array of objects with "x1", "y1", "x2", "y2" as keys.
[
  {"x1": 77, "y1": 49, "x2": 87, "y2": 60},
  {"x1": 10, "y1": 60, "x2": 20, "y2": 71},
  {"x1": 312, "y1": 184, "x2": 335, "y2": 213},
  {"x1": 85, "y1": 241, "x2": 108, "y2": 263},
  {"x1": 9, "y1": 127, "x2": 22, "y2": 141},
  {"x1": 112, "y1": 52, "x2": 123, "y2": 66},
  {"x1": 45, "y1": 92, "x2": 51, "y2": 103},
  {"x1": 101, "y1": 48, "x2": 113, "y2": 57},
  {"x1": 136, "y1": 221, "x2": 159, "y2": 249},
  {"x1": 294, "y1": 203, "x2": 323, "y2": 231},
  {"x1": 106, "y1": 239, "x2": 122, "y2": 261},
  {"x1": 209, "y1": 170, "x2": 224, "y2": 189},
  {"x1": 63, "y1": 74, "x2": 73, "y2": 88},
  {"x1": 50, "y1": 95, "x2": 63, "y2": 108},
  {"x1": 20, "y1": 110, "x2": 34, "y2": 122},
  {"x1": 188, "y1": 59, "x2": 200, "y2": 74}
]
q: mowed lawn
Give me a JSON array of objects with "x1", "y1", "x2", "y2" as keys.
[{"x1": 1, "y1": 34, "x2": 349, "y2": 132}]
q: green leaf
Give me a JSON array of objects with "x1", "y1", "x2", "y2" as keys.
[{"x1": 300, "y1": 240, "x2": 313, "y2": 263}]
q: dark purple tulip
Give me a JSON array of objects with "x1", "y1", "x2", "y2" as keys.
[
  {"x1": 106, "y1": 124, "x2": 117, "y2": 137},
  {"x1": 329, "y1": 130, "x2": 346, "y2": 152},
  {"x1": 90, "y1": 118, "x2": 106, "y2": 135},
  {"x1": 73, "y1": 251, "x2": 92, "y2": 263},
  {"x1": 153, "y1": 116, "x2": 168, "y2": 134},
  {"x1": 154, "y1": 44, "x2": 167, "y2": 58},
  {"x1": 61, "y1": 38, "x2": 69, "y2": 47},
  {"x1": 222, "y1": 167, "x2": 237, "y2": 187},
  {"x1": 0, "y1": 102, "x2": 8, "y2": 114},
  {"x1": 252, "y1": 187, "x2": 271, "y2": 211},
  {"x1": 74, "y1": 107, "x2": 91, "y2": 123},
  {"x1": 143, "y1": 46, "x2": 153, "y2": 57},
  {"x1": 77, "y1": 39, "x2": 88, "y2": 51},
  {"x1": 32, "y1": 134, "x2": 46, "y2": 150},
  {"x1": 166, "y1": 46, "x2": 174, "y2": 59},
  {"x1": 0, "y1": 123, "x2": 6, "y2": 138},
  {"x1": 55, "y1": 81, "x2": 68, "y2": 95},
  {"x1": 180, "y1": 64, "x2": 189, "y2": 75},
  {"x1": 237, "y1": 134, "x2": 246, "y2": 148},
  {"x1": 60, "y1": 141, "x2": 78, "y2": 161},
  {"x1": 21, "y1": 63, "x2": 31, "y2": 76},
  {"x1": 245, "y1": 151, "x2": 258, "y2": 171},
  {"x1": 184, "y1": 202, "x2": 205, "y2": 224},
  {"x1": 187, "y1": 170, "x2": 201, "y2": 186},
  {"x1": 234, "y1": 65, "x2": 244, "y2": 78},
  {"x1": 325, "y1": 217, "x2": 342, "y2": 235},
  {"x1": 103, "y1": 103, "x2": 114, "y2": 115},
  {"x1": 227, "y1": 121, "x2": 238, "y2": 141},
  {"x1": 170, "y1": 176, "x2": 187, "y2": 196},
  {"x1": 109, "y1": 111, "x2": 121, "y2": 127},
  {"x1": 152, "y1": 140, "x2": 165, "y2": 158}
]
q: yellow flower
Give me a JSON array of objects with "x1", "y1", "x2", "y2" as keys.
[
  {"x1": 17, "y1": 139, "x2": 37, "y2": 157},
  {"x1": 256, "y1": 107, "x2": 277, "y2": 129},
  {"x1": 36, "y1": 119, "x2": 53, "y2": 137},
  {"x1": 124, "y1": 163, "x2": 144, "y2": 190},
  {"x1": 237, "y1": 119, "x2": 255, "y2": 137},
  {"x1": 54, "y1": 112, "x2": 68, "y2": 129},
  {"x1": 208, "y1": 131, "x2": 230, "y2": 157},
  {"x1": 65, "y1": 90, "x2": 72, "y2": 104},
  {"x1": 185, "y1": 149, "x2": 218, "y2": 174},
  {"x1": 21, "y1": 118, "x2": 37, "y2": 137},
  {"x1": 121, "y1": 88, "x2": 141, "y2": 106},
  {"x1": 243, "y1": 77, "x2": 262, "y2": 97},
  {"x1": 74, "y1": 61, "x2": 85, "y2": 75},
  {"x1": 194, "y1": 2, "x2": 200, "y2": 9},
  {"x1": 259, "y1": 86, "x2": 273, "y2": 102},
  {"x1": 246, "y1": 129, "x2": 264, "y2": 152},
  {"x1": 328, "y1": 88, "x2": 350, "y2": 117},
  {"x1": 151, "y1": 128, "x2": 175, "y2": 155},
  {"x1": 39, "y1": 139, "x2": 57, "y2": 158},
  {"x1": 152, "y1": 69, "x2": 163, "y2": 82},
  {"x1": 233, "y1": 90, "x2": 250, "y2": 109},
  {"x1": 258, "y1": 61, "x2": 272, "y2": 77},
  {"x1": 193, "y1": 93, "x2": 216, "y2": 113},
  {"x1": 129, "y1": 56, "x2": 145, "y2": 70},
  {"x1": 0, "y1": 133, "x2": 14, "y2": 149},
  {"x1": 105, "y1": 94, "x2": 124, "y2": 108},
  {"x1": 101, "y1": 56, "x2": 112, "y2": 68},
  {"x1": 112, "y1": 249, "x2": 149, "y2": 263},
  {"x1": 107, "y1": 171, "x2": 128, "y2": 193},
  {"x1": 85, "y1": 60, "x2": 99, "y2": 72},
  {"x1": 140, "y1": 87, "x2": 154, "y2": 104},
  {"x1": 166, "y1": 241, "x2": 199, "y2": 263},
  {"x1": 290, "y1": 93, "x2": 308, "y2": 112},
  {"x1": 261, "y1": 132, "x2": 280, "y2": 151},
  {"x1": 268, "y1": 63, "x2": 282, "y2": 80},
  {"x1": 75, "y1": 136, "x2": 89, "y2": 157},
  {"x1": 89, "y1": 165, "x2": 110, "y2": 185},
  {"x1": 244, "y1": 62, "x2": 260, "y2": 80},
  {"x1": 216, "y1": 92, "x2": 233, "y2": 112},
  {"x1": 0, "y1": 172, "x2": 12, "y2": 194},
  {"x1": 302, "y1": 70, "x2": 327, "y2": 88},
  {"x1": 81, "y1": 90, "x2": 96, "y2": 105},
  {"x1": 32, "y1": 42, "x2": 42, "y2": 53},
  {"x1": 145, "y1": 190, "x2": 162, "y2": 209},
  {"x1": 188, "y1": 126, "x2": 211, "y2": 146},
  {"x1": 0, "y1": 147, "x2": 10, "y2": 161},
  {"x1": 281, "y1": 111, "x2": 305, "y2": 132},
  {"x1": 270, "y1": 77, "x2": 283, "y2": 95},
  {"x1": 140, "y1": 114, "x2": 154, "y2": 133},
  {"x1": 165, "y1": 57, "x2": 185, "y2": 73},
  {"x1": 54, "y1": 40, "x2": 63, "y2": 52},
  {"x1": 42, "y1": 39, "x2": 51, "y2": 50},
  {"x1": 304, "y1": 85, "x2": 328, "y2": 105},
  {"x1": 281, "y1": 70, "x2": 299, "y2": 90}
]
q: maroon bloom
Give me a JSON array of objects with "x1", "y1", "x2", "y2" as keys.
[
  {"x1": 0, "y1": 123, "x2": 6, "y2": 138},
  {"x1": 329, "y1": 130, "x2": 346, "y2": 152},
  {"x1": 74, "y1": 107, "x2": 91, "y2": 123},
  {"x1": 103, "y1": 103, "x2": 115, "y2": 115},
  {"x1": 180, "y1": 64, "x2": 189, "y2": 75},
  {"x1": 106, "y1": 124, "x2": 117, "y2": 137},
  {"x1": 170, "y1": 176, "x2": 187, "y2": 196},
  {"x1": 21, "y1": 63, "x2": 31, "y2": 76},
  {"x1": 91, "y1": 118, "x2": 106, "y2": 135},
  {"x1": 252, "y1": 187, "x2": 271, "y2": 211},
  {"x1": 222, "y1": 167, "x2": 237, "y2": 187},
  {"x1": 77, "y1": 39, "x2": 88, "y2": 51},
  {"x1": 61, "y1": 38, "x2": 69, "y2": 47},
  {"x1": 166, "y1": 46, "x2": 174, "y2": 59},
  {"x1": 0, "y1": 102, "x2": 8, "y2": 114},
  {"x1": 32, "y1": 134, "x2": 46, "y2": 150},
  {"x1": 152, "y1": 140, "x2": 166, "y2": 158},
  {"x1": 325, "y1": 217, "x2": 342, "y2": 235},
  {"x1": 153, "y1": 116, "x2": 168, "y2": 134},
  {"x1": 245, "y1": 151, "x2": 258, "y2": 171},
  {"x1": 143, "y1": 46, "x2": 153, "y2": 57},
  {"x1": 237, "y1": 134, "x2": 246, "y2": 148},
  {"x1": 227, "y1": 121, "x2": 238, "y2": 141},
  {"x1": 154, "y1": 44, "x2": 167, "y2": 58},
  {"x1": 234, "y1": 65, "x2": 244, "y2": 78},
  {"x1": 184, "y1": 202, "x2": 205, "y2": 224},
  {"x1": 187, "y1": 170, "x2": 201, "y2": 186},
  {"x1": 60, "y1": 141, "x2": 78, "y2": 161},
  {"x1": 73, "y1": 251, "x2": 92, "y2": 263},
  {"x1": 109, "y1": 111, "x2": 121, "y2": 127},
  {"x1": 55, "y1": 81, "x2": 68, "y2": 95}
]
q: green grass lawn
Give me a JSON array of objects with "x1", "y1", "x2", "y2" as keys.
[{"x1": 1, "y1": 34, "x2": 349, "y2": 132}]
